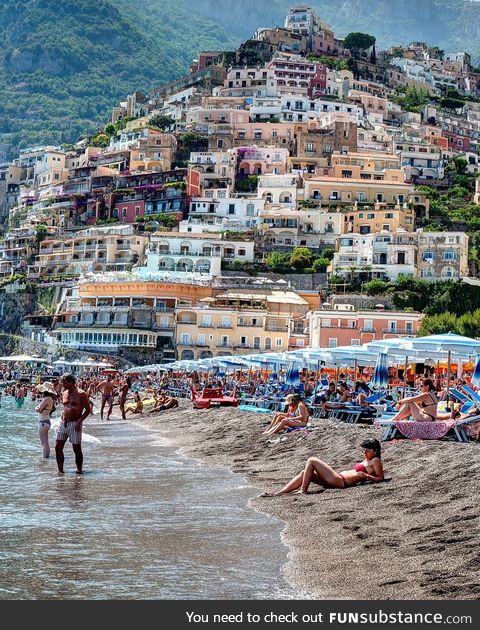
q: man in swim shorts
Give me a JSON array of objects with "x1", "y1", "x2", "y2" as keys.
[
  {"x1": 55, "y1": 373, "x2": 91, "y2": 474},
  {"x1": 97, "y1": 374, "x2": 115, "y2": 421}
]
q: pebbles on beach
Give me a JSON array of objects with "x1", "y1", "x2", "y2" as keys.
[{"x1": 137, "y1": 402, "x2": 480, "y2": 600}]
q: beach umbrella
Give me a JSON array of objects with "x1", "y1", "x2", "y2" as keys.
[
  {"x1": 285, "y1": 362, "x2": 300, "y2": 388},
  {"x1": 409, "y1": 333, "x2": 480, "y2": 398},
  {"x1": 371, "y1": 352, "x2": 389, "y2": 389},
  {"x1": 470, "y1": 354, "x2": 480, "y2": 388}
]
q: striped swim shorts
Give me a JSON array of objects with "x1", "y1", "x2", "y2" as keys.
[{"x1": 56, "y1": 421, "x2": 82, "y2": 445}]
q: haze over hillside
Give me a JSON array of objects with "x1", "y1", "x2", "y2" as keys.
[{"x1": 1, "y1": 0, "x2": 480, "y2": 155}]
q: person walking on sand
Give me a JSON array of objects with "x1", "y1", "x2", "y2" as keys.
[
  {"x1": 55, "y1": 374, "x2": 91, "y2": 475},
  {"x1": 97, "y1": 374, "x2": 115, "y2": 421}
]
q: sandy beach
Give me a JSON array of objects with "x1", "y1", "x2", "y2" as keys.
[{"x1": 134, "y1": 401, "x2": 480, "y2": 600}]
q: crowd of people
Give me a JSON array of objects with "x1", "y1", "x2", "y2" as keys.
[{"x1": 1, "y1": 362, "x2": 478, "y2": 488}]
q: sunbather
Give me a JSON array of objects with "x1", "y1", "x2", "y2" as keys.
[
  {"x1": 389, "y1": 378, "x2": 439, "y2": 422},
  {"x1": 149, "y1": 391, "x2": 179, "y2": 413},
  {"x1": 124, "y1": 392, "x2": 144, "y2": 416},
  {"x1": 262, "y1": 438, "x2": 385, "y2": 495},
  {"x1": 262, "y1": 394, "x2": 309, "y2": 436}
]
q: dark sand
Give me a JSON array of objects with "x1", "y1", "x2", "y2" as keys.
[{"x1": 131, "y1": 402, "x2": 479, "y2": 600}]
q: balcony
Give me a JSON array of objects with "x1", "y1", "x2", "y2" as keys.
[
  {"x1": 178, "y1": 340, "x2": 194, "y2": 346},
  {"x1": 265, "y1": 325, "x2": 289, "y2": 332},
  {"x1": 198, "y1": 323, "x2": 215, "y2": 328},
  {"x1": 154, "y1": 324, "x2": 175, "y2": 332},
  {"x1": 177, "y1": 319, "x2": 197, "y2": 325},
  {"x1": 383, "y1": 328, "x2": 414, "y2": 335},
  {"x1": 237, "y1": 323, "x2": 262, "y2": 327},
  {"x1": 234, "y1": 343, "x2": 252, "y2": 349},
  {"x1": 216, "y1": 342, "x2": 233, "y2": 348},
  {"x1": 361, "y1": 327, "x2": 377, "y2": 333},
  {"x1": 217, "y1": 323, "x2": 233, "y2": 329}
]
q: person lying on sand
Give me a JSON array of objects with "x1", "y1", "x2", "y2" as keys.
[
  {"x1": 262, "y1": 394, "x2": 309, "y2": 436},
  {"x1": 389, "y1": 378, "x2": 438, "y2": 423},
  {"x1": 261, "y1": 438, "x2": 385, "y2": 496},
  {"x1": 149, "y1": 391, "x2": 179, "y2": 413}
]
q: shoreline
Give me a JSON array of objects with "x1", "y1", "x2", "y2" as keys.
[{"x1": 131, "y1": 401, "x2": 479, "y2": 600}]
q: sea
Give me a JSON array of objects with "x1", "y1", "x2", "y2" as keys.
[{"x1": 0, "y1": 393, "x2": 304, "y2": 600}]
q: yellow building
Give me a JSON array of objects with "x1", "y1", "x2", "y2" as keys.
[
  {"x1": 330, "y1": 152, "x2": 403, "y2": 182},
  {"x1": 175, "y1": 289, "x2": 311, "y2": 360}
]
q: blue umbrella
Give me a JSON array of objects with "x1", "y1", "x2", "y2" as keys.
[
  {"x1": 371, "y1": 352, "x2": 389, "y2": 389},
  {"x1": 471, "y1": 354, "x2": 480, "y2": 388},
  {"x1": 285, "y1": 362, "x2": 300, "y2": 388}
]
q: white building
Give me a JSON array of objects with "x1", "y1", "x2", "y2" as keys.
[
  {"x1": 137, "y1": 232, "x2": 255, "y2": 279},
  {"x1": 249, "y1": 94, "x2": 363, "y2": 123}
]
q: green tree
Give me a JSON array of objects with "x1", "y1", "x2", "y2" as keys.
[
  {"x1": 289, "y1": 247, "x2": 314, "y2": 270},
  {"x1": 265, "y1": 252, "x2": 290, "y2": 272},
  {"x1": 148, "y1": 114, "x2": 175, "y2": 130},
  {"x1": 363, "y1": 278, "x2": 391, "y2": 295},
  {"x1": 312, "y1": 257, "x2": 330, "y2": 272},
  {"x1": 343, "y1": 32, "x2": 376, "y2": 59},
  {"x1": 418, "y1": 312, "x2": 461, "y2": 336},
  {"x1": 34, "y1": 224, "x2": 48, "y2": 250}
]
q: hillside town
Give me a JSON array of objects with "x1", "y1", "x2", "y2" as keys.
[{"x1": 2, "y1": 5, "x2": 480, "y2": 365}]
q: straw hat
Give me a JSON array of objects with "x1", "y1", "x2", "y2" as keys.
[
  {"x1": 38, "y1": 382, "x2": 57, "y2": 395},
  {"x1": 286, "y1": 394, "x2": 296, "y2": 404}
]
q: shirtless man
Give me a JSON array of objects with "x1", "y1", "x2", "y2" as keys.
[
  {"x1": 55, "y1": 373, "x2": 91, "y2": 474},
  {"x1": 97, "y1": 374, "x2": 115, "y2": 420}
]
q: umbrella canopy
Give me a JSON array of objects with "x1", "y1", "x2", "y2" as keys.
[
  {"x1": 371, "y1": 352, "x2": 389, "y2": 389},
  {"x1": 410, "y1": 333, "x2": 480, "y2": 355},
  {"x1": 0, "y1": 354, "x2": 46, "y2": 363},
  {"x1": 285, "y1": 362, "x2": 300, "y2": 387}
]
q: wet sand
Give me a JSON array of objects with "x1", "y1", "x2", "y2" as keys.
[{"x1": 134, "y1": 401, "x2": 480, "y2": 600}]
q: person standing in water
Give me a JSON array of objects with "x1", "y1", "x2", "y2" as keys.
[
  {"x1": 97, "y1": 374, "x2": 115, "y2": 421},
  {"x1": 55, "y1": 374, "x2": 91, "y2": 474},
  {"x1": 35, "y1": 382, "x2": 57, "y2": 458}
]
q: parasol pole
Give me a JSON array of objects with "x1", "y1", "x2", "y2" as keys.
[
  {"x1": 446, "y1": 350, "x2": 451, "y2": 404},
  {"x1": 402, "y1": 355, "x2": 408, "y2": 399},
  {"x1": 353, "y1": 358, "x2": 358, "y2": 385}
]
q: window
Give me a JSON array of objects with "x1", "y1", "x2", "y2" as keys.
[
  {"x1": 422, "y1": 251, "x2": 435, "y2": 261},
  {"x1": 265, "y1": 337, "x2": 272, "y2": 350},
  {"x1": 441, "y1": 266, "x2": 457, "y2": 278},
  {"x1": 238, "y1": 249, "x2": 246, "y2": 256},
  {"x1": 306, "y1": 142, "x2": 315, "y2": 152},
  {"x1": 221, "y1": 316, "x2": 231, "y2": 327},
  {"x1": 202, "y1": 315, "x2": 212, "y2": 326},
  {"x1": 363, "y1": 319, "x2": 373, "y2": 332},
  {"x1": 122, "y1": 207, "x2": 127, "y2": 217},
  {"x1": 275, "y1": 338, "x2": 283, "y2": 347},
  {"x1": 388, "y1": 321, "x2": 397, "y2": 332},
  {"x1": 246, "y1": 203, "x2": 255, "y2": 217},
  {"x1": 228, "y1": 204, "x2": 235, "y2": 215},
  {"x1": 342, "y1": 170, "x2": 353, "y2": 178},
  {"x1": 328, "y1": 338, "x2": 338, "y2": 348},
  {"x1": 442, "y1": 251, "x2": 456, "y2": 261},
  {"x1": 217, "y1": 140, "x2": 223, "y2": 149},
  {"x1": 405, "y1": 322, "x2": 413, "y2": 333},
  {"x1": 351, "y1": 339, "x2": 361, "y2": 346}
]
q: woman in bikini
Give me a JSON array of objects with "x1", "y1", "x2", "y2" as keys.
[
  {"x1": 263, "y1": 439, "x2": 385, "y2": 496},
  {"x1": 262, "y1": 394, "x2": 309, "y2": 436},
  {"x1": 389, "y1": 378, "x2": 438, "y2": 423}
]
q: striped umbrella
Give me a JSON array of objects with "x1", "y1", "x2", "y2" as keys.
[
  {"x1": 471, "y1": 354, "x2": 480, "y2": 388},
  {"x1": 371, "y1": 352, "x2": 389, "y2": 389},
  {"x1": 285, "y1": 362, "x2": 300, "y2": 388}
]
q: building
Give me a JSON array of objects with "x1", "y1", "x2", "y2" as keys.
[
  {"x1": 137, "y1": 232, "x2": 255, "y2": 280},
  {"x1": 284, "y1": 6, "x2": 338, "y2": 55},
  {"x1": 176, "y1": 289, "x2": 311, "y2": 360},
  {"x1": 54, "y1": 278, "x2": 215, "y2": 363},
  {"x1": 30, "y1": 226, "x2": 147, "y2": 279},
  {"x1": 267, "y1": 54, "x2": 327, "y2": 97},
  {"x1": 417, "y1": 231, "x2": 469, "y2": 280},
  {"x1": 308, "y1": 305, "x2": 423, "y2": 348}
]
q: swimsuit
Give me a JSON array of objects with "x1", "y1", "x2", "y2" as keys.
[
  {"x1": 339, "y1": 463, "x2": 369, "y2": 488},
  {"x1": 421, "y1": 392, "x2": 438, "y2": 420}
]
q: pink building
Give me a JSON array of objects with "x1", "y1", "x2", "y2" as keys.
[
  {"x1": 236, "y1": 146, "x2": 289, "y2": 176},
  {"x1": 309, "y1": 307, "x2": 423, "y2": 349}
]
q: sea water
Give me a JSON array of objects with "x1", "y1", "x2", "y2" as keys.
[{"x1": 0, "y1": 395, "x2": 302, "y2": 600}]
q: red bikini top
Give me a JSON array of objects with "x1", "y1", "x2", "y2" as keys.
[{"x1": 353, "y1": 463, "x2": 368, "y2": 473}]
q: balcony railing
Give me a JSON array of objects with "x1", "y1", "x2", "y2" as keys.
[
  {"x1": 198, "y1": 323, "x2": 215, "y2": 328},
  {"x1": 361, "y1": 327, "x2": 377, "y2": 333},
  {"x1": 217, "y1": 324, "x2": 233, "y2": 329},
  {"x1": 382, "y1": 328, "x2": 414, "y2": 335},
  {"x1": 216, "y1": 342, "x2": 233, "y2": 348},
  {"x1": 237, "y1": 323, "x2": 262, "y2": 327},
  {"x1": 177, "y1": 320, "x2": 197, "y2": 325},
  {"x1": 265, "y1": 325, "x2": 289, "y2": 332}
]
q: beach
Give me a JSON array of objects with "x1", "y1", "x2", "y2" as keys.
[{"x1": 141, "y1": 401, "x2": 480, "y2": 600}]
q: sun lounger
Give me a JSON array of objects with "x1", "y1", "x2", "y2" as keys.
[{"x1": 459, "y1": 385, "x2": 480, "y2": 405}]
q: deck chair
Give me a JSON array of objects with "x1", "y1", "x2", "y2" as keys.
[{"x1": 459, "y1": 385, "x2": 480, "y2": 405}]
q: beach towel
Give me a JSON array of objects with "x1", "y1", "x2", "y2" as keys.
[
  {"x1": 394, "y1": 420, "x2": 457, "y2": 440},
  {"x1": 239, "y1": 404, "x2": 271, "y2": 413}
]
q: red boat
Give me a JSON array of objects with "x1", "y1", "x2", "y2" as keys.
[{"x1": 191, "y1": 385, "x2": 239, "y2": 409}]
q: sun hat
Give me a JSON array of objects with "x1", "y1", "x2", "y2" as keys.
[
  {"x1": 38, "y1": 382, "x2": 57, "y2": 395},
  {"x1": 286, "y1": 394, "x2": 295, "y2": 404}
]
